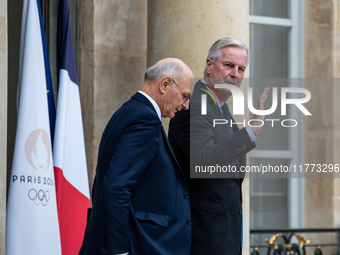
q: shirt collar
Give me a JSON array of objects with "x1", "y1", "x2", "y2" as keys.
[{"x1": 138, "y1": 90, "x2": 161, "y2": 120}]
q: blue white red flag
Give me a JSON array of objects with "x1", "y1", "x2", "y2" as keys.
[{"x1": 54, "y1": 0, "x2": 91, "y2": 254}]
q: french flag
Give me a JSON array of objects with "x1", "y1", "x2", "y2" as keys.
[{"x1": 53, "y1": 0, "x2": 91, "y2": 254}]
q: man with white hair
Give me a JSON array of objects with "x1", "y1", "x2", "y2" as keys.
[
  {"x1": 169, "y1": 38, "x2": 269, "y2": 254},
  {"x1": 80, "y1": 58, "x2": 194, "y2": 255}
]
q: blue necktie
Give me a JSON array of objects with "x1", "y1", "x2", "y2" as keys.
[{"x1": 221, "y1": 103, "x2": 233, "y2": 134}]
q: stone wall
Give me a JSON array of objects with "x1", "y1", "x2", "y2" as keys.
[
  {"x1": 304, "y1": 0, "x2": 340, "y2": 253},
  {"x1": 0, "y1": 0, "x2": 7, "y2": 253},
  {"x1": 80, "y1": 0, "x2": 148, "y2": 192}
]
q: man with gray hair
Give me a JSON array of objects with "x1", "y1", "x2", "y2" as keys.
[
  {"x1": 169, "y1": 38, "x2": 269, "y2": 254},
  {"x1": 80, "y1": 58, "x2": 193, "y2": 255}
]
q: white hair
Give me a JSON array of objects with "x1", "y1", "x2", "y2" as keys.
[{"x1": 145, "y1": 61, "x2": 183, "y2": 82}]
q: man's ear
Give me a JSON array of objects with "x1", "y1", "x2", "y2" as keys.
[
  {"x1": 159, "y1": 76, "x2": 172, "y2": 94},
  {"x1": 206, "y1": 58, "x2": 213, "y2": 75}
]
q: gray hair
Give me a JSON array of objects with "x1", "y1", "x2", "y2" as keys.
[
  {"x1": 145, "y1": 61, "x2": 183, "y2": 82},
  {"x1": 203, "y1": 37, "x2": 249, "y2": 74}
]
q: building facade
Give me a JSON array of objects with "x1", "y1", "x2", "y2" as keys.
[{"x1": 1, "y1": 0, "x2": 340, "y2": 254}]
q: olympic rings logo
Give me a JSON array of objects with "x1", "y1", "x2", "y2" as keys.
[{"x1": 28, "y1": 189, "x2": 50, "y2": 206}]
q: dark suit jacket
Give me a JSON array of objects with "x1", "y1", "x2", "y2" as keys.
[
  {"x1": 80, "y1": 92, "x2": 191, "y2": 255},
  {"x1": 169, "y1": 81, "x2": 256, "y2": 255}
]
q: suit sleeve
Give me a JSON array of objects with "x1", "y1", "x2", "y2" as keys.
[
  {"x1": 100, "y1": 112, "x2": 161, "y2": 254},
  {"x1": 169, "y1": 109, "x2": 190, "y2": 163},
  {"x1": 176, "y1": 110, "x2": 190, "y2": 163}
]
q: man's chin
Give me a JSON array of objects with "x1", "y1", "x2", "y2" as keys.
[
  {"x1": 171, "y1": 109, "x2": 182, "y2": 118},
  {"x1": 170, "y1": 112, "x2": 177, "y2": 118}
]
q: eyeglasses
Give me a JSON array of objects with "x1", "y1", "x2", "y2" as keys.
[{"x1": 172, "y1": 79, "x2": 191, "y2": 103}]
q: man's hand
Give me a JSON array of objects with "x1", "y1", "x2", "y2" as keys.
[{"x1": 249, "y1": 87, "x2": 270, "y2": 136}]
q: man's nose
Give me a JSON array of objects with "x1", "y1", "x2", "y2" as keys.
[
  {"x1": 182, "y1": 99, "x2": 189, "y2": 110},
  {"x1": 230, "y1": 67, "x2": 241, "y2": 78}
]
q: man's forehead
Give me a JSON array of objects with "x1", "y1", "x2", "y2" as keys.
[{"x1": 219, "y1": 46, "x2": 248, "y2": 65}]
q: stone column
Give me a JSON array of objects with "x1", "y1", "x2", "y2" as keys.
[
  {"x1": 304, "y1": 0, "x2": 340, "y2": 253},
  {"x1": 147, "y1": 0, "x2": 250, "y2": 253},
  {"x1": 80, "y1": 0, "x2": 147, "y2": 194},
  {"x1": 0, "y1": 0, "x2": 7, "y2": 253}
]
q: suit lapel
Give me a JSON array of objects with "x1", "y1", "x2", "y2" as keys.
[
  {"x1": 195, "y1": 81, "x2": 245, "y2": 181},
  {"x1": 195, "y1": 82, "x2": 223, "y2": 118},
  {"x1": 196, "y1": 82, "x2": 243, "y2": 135},
  {"x1": 132, "y1": 92, "x2": 187, "y2": 184},
  {"x1": 160, "y1": 124, "x2": 188, "y2": 184}
]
